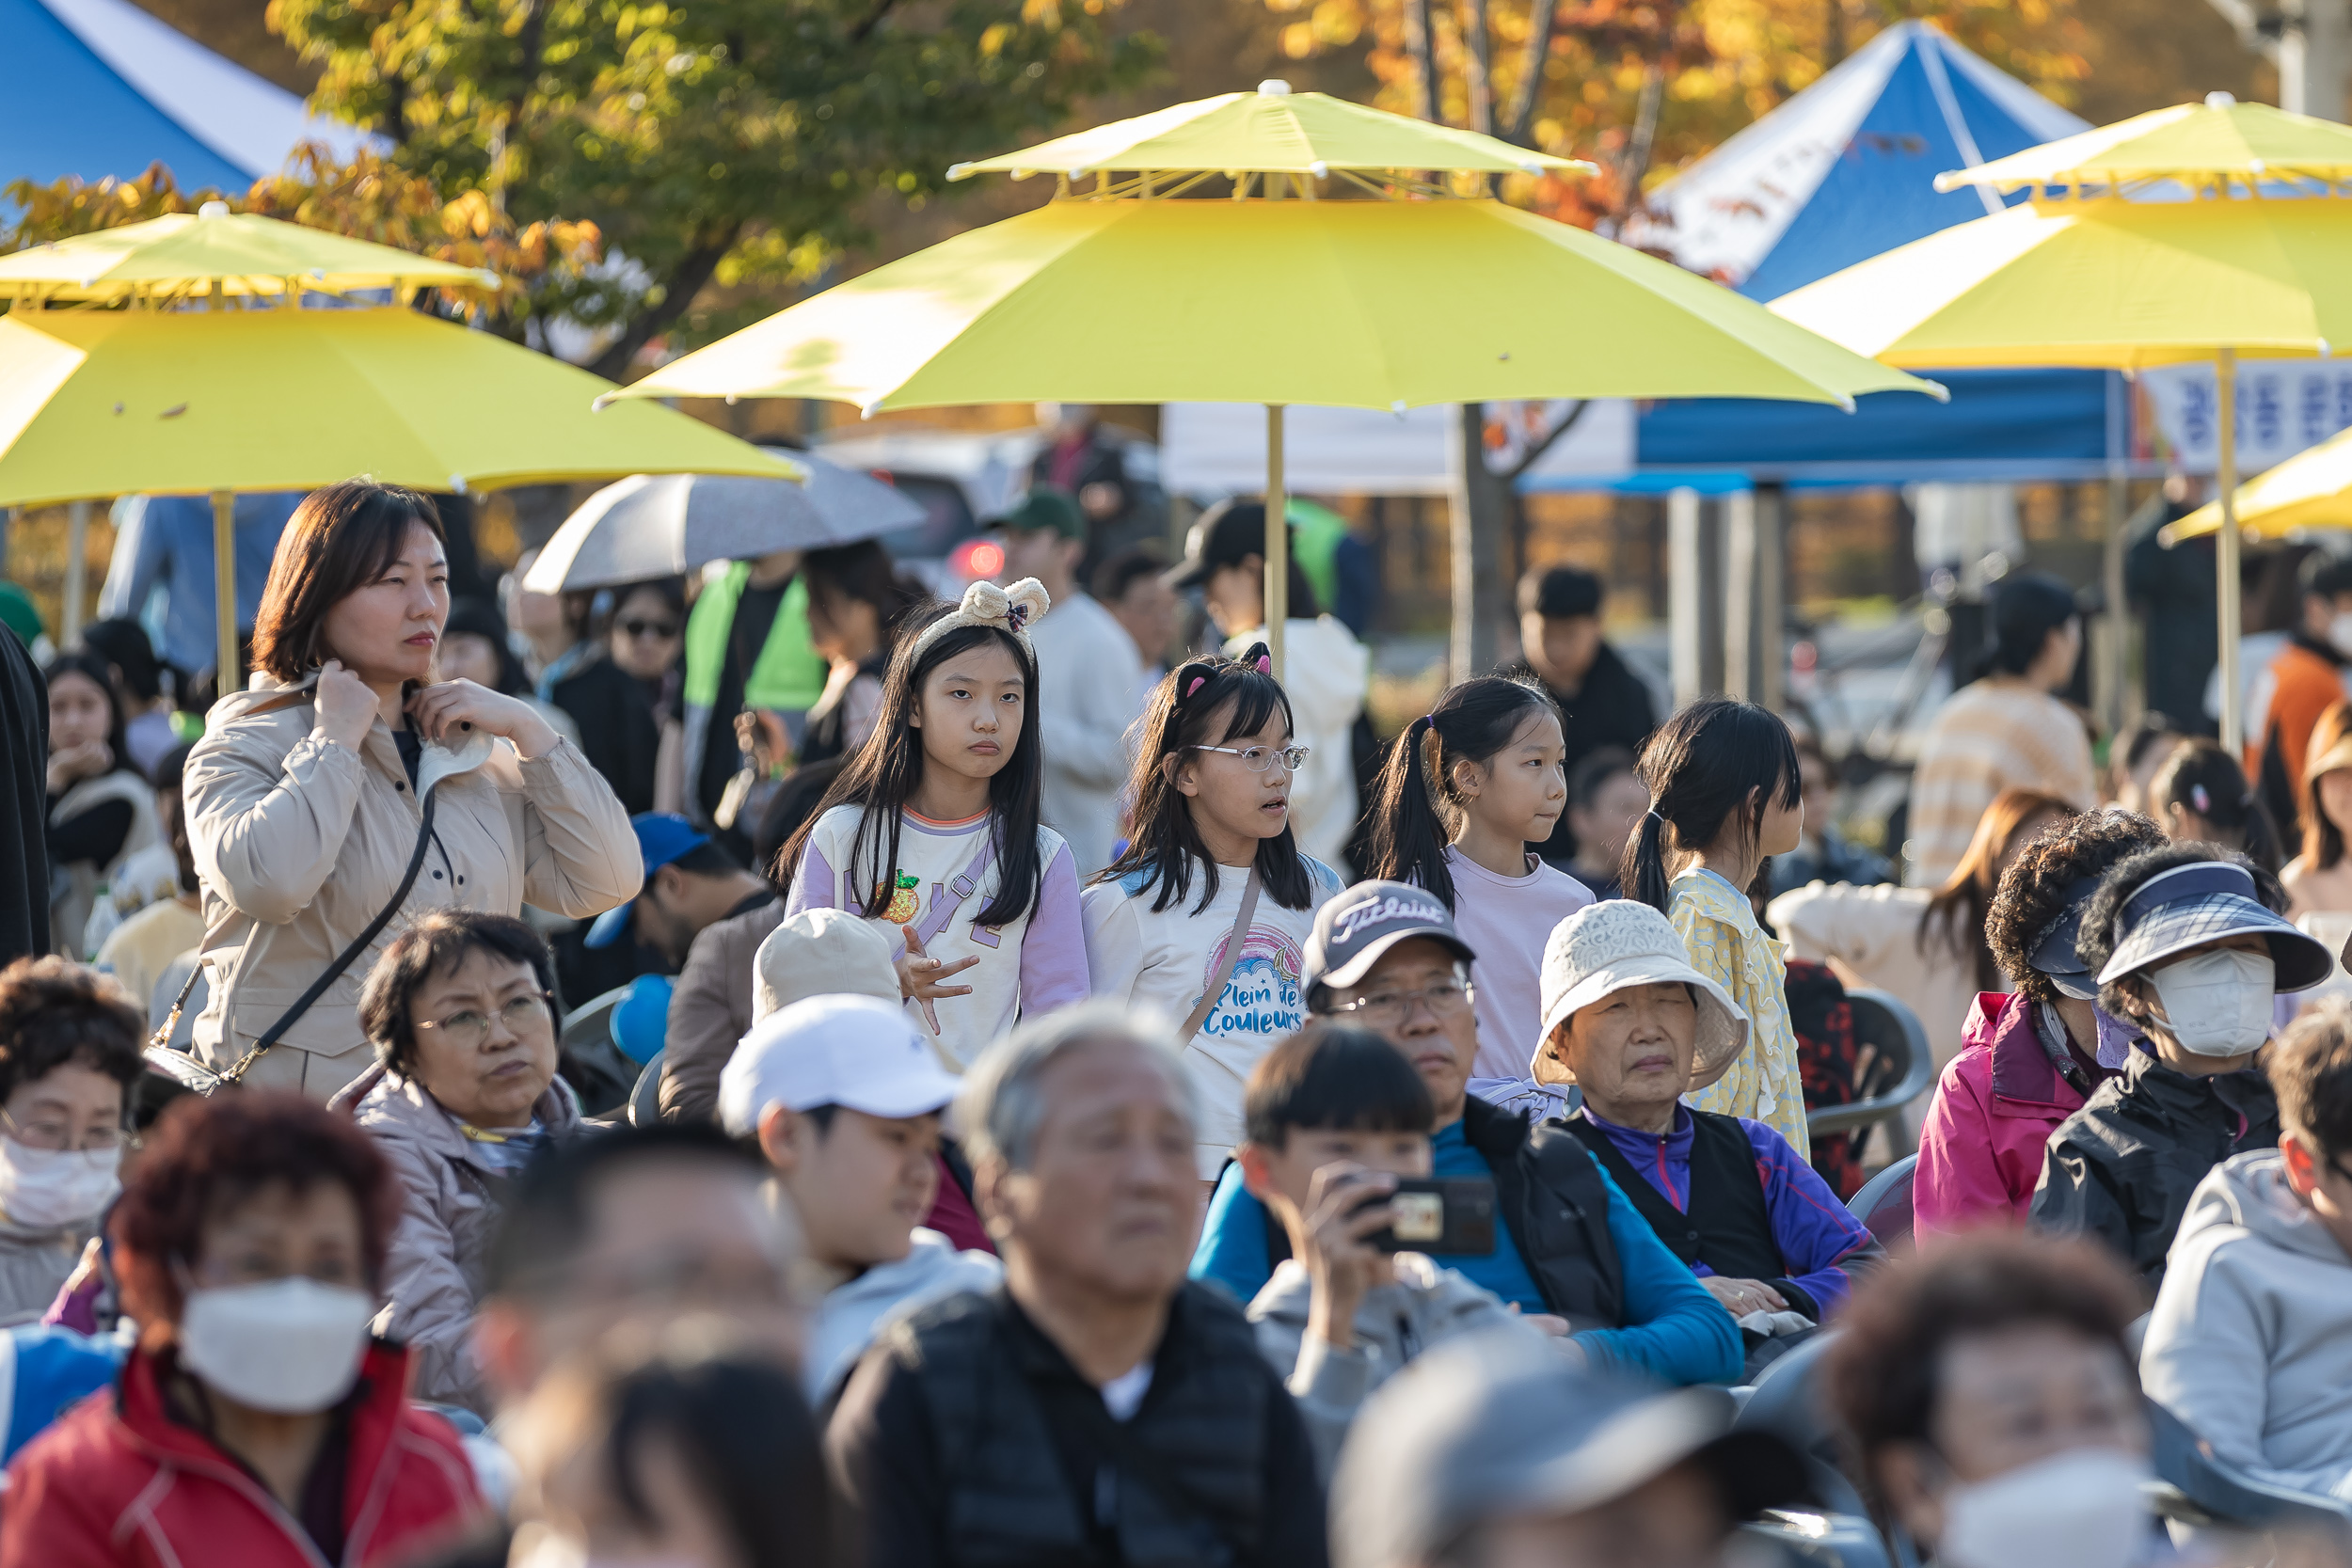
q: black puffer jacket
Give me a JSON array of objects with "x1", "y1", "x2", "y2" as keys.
[
  {"x1": 826, "y1": 1282, "x2": 1327, "y2": 1568},
  {"x1": 2028, "y1": 1049, "x2": 2279, "y2": 1293}
]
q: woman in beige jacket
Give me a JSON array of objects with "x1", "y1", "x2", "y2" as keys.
[{"x1": 184, "y1": 482, "x2": 639, "y2": 1101}]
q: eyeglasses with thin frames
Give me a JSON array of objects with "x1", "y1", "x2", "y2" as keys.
[
  {"x1": 1329, "y1": 978, "x2": 1476, "y2": 1021},
  {"x1": 1193, "y1": 743, "x2": 1310, "y2": 774},
  {"x1": 416, "y1": 991, "x2": 556, "y2": 1052},
  {"x1": 1, "y1": 1106, "x2": 132, "y2": 1154}
]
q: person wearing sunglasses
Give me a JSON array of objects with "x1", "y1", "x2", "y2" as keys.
[
  {"x1": 547, "y1": 577, "x2": 688, "y2": 818},
  {"x1": 0, "y1": 957, "x2": 144, "y2": 1326},
  {"x1": 338, "y1": 910, "x2": 581, "y2": 1412}
]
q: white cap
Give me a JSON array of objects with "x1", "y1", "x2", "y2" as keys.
[{"x1": 718, "y1": 994, "x2": 962, "y2": 1136}]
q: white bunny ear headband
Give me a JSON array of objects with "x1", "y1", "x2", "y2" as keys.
[{"x1": 908, "y1": 578, "x2": 1053, "y2": 662}]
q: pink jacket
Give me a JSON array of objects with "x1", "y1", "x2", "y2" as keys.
[{"x1": 1915, "y1": 992, "x2": 2113, "y2": 1239}]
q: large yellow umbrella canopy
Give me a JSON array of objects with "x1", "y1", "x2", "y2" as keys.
[
  {"x1": 0, "y1": 306, "x2": 796, "y2": 504},
  {"x1": 614, "y1": 197, "x2": 1936, "y2": 415},
  {"x1": 0, "y1": 206, "x2": 495, "y2": 305},
  {"x1": 1770, "y1": 93, "x2": 2352, "y2": 750},
  {"x1": 2166, "y1": 424, "x2": 2352, "y2": 541}
]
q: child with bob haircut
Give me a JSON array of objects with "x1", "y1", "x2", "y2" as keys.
[
  {"x1": 1084, "y1": 645, "x2": 1345, "y2": 1176},
  {"x1": 780, "y1": 579, "x2": 1089, "y2": 1069},
  {"x1": 1624, "y1": 697, "x2": 1810, "y2": 1156},
  {"x1": 1361, "y1": 675, "x2": 1590, "y2": 1077}
]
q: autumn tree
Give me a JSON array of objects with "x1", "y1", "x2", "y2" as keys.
[{"x1": 265, "y1": 0, "x2": 1161, "y2": 376}]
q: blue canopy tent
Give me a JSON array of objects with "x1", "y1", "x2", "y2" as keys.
[
  {"x1": 0, "y1": 0, "x2": 359, "y2": 191},
  {"x1": 1564, "y1": 22, "x2": 2145, "y2": 490}
]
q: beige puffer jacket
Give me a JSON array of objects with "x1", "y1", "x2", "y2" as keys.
[
  {"x1": 184, "y1": 675, "x2": 640, "y2": 1101},
  {"x1": 334, "y1": 1061, "x2": 583, "y2": 1413}
]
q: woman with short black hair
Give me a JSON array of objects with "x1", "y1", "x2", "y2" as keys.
[
  {"x1": 0, "y1": 956, "x2": 144, "y2": 1323},
  {"x1": 338, "y1": 908, "x2": 579, "y2": 1412},
  {"x1": 183, "y1": 480, "x2": 638, "y2": 1101},
  {"x1": 44, "y1": 650, "x2": 159, "y2": 956}
]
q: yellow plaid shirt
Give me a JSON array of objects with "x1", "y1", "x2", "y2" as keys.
[{"x1": 1669, "y1": 868, "x2": 1810, "y2": 1159}]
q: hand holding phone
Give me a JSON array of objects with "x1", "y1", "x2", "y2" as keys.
[{"x1": 1298, "y1": 1164, "x2": 1404, "y2": 1352}]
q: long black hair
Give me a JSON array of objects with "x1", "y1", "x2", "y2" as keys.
[
  {"x1": 1097, "y1": 643, "x2": 1315, "y2": 913},
  {"x1": 776, "y1": 606, "x2": 1044, "y2": 929},
  {"x1": 43, "y1": 649, "x2": 131, "y2": 777},
  {"x1": 1620, "y1": 697, "x2": 1801, "y2": 912},
  {"x1": 1363, "y1": 675, "x2": 1555, "y2": 910},
  {"x1": 2151, "y1": 737, "x2": 2283, "y2": 873}
]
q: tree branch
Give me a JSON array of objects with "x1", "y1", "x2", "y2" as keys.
[
  {"x1": 1402, "y1": 0, "x2": 1436, "y2": 121},
  {"x1": 1460, "y1": 0, "x2": 1495, "y2": 134},
  {"x1": 586, "y1": 227, "x2": 741, "y2": 381},
  {"x1": 1504, "y1": 399, "x2": 1590, "y2": 482},
  {"x1": 849, "y1": 0, "x2": 901, "y2": 45},
  {"x1": 1502, "y1": 0, "x2": 1561, "y2": 146}
]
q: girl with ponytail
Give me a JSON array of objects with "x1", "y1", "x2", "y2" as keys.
[
  {"x1": 1362, "y1": 676, "x2": 1591, "y2": 1076},
  {"x1": 1084, "y1": 645, "x2": 1345, "y2": 1178},
  {"x1": 1622, "y1": 697, "x2": 1812, "y2": 1155}
]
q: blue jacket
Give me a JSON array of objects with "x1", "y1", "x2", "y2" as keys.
[
  {"x1": 1192, "y1": 1101, "x2": 1742, "y2": 1387},
  {"x1": 97, "y1": 493, "x2": 302, "y2": 677},
  {"x1": 1574, "y1": 1104, "x2": 1883, "y2": 1318},
  {"x1": 0, "y1": 1323, "x2": 127, "y2": 1461}
]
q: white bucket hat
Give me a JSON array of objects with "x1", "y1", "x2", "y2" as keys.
[{"x1": 1534, "y1": 900, "x2": 1749, "y2": 1085}]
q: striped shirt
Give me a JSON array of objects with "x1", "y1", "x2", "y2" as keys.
[{"x1": 1905, "y1": 677, "x2": 2095, "y2": 887}]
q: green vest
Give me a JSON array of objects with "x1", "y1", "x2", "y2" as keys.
[
  {"x1": 684, "y1": 562, "x2": 826, "y2": 714},
  {"x1": 1286, "y1": 499, "x2": 1349, "y2": 618}
]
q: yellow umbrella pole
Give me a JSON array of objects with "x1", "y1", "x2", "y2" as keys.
[
  {"x1": 2217, "y1": 351, "x2": 2243, "y2": 755},
  {"x1": 1266, "y1": 404, "x2": 1287, "y2": 680},
  {"x1": 213, "y1": 490, "x2": 238, "y2": 698}
]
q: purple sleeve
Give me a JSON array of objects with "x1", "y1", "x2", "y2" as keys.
[
  {"x1": 785, "y1": 839, "x2": 839, "y2": 918},
  {"x1": 1744, "y1": 1119, "x2": 1884, "y2": 1318},
  {"x1": 40, "y1": 1270, "x2": 103, "y2": 1334},
  {"x1": 1020, "y1": 843, "x2": 1091, "y2": 1014}
]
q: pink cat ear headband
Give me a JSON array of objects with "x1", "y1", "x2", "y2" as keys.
[{"x1": 1174, "y1": 643, "x2": 1274, "y2": 704}]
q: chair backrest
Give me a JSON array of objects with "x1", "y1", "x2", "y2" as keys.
[
  {"x1": 1847, "y1": 1153, "x2": 1918, "y2": 1248},
  {"x1": 2147, "y1": 1398, "x2": 2352, "y2": 1538},
  {"x1": 1807, "y1": 989, "x2": 1936, "y2": 1141},
  {"x1": 628, "y1": 1048, "x2": 668, "y2": 1129},
  {"x1": 559, "y1": 984, "x2": 630, "y2": 1053}
]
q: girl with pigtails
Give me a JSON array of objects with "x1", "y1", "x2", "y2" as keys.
[
  {"x1": 779, "y1": 579, "x2": 1089, "y2": 1070},
  {"x1": 1360, "y1": 675, "x2": 1591, "y2": 1077},
  {"x1": 1083, "y1": 645, "x2": 1346, "y2": 1177},
  {"x1": 1623, "y1": 697, "x2": 1813, "y2": 1158}
]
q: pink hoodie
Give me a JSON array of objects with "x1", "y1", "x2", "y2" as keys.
[{"x1": 1915, "y1": 991, "x2": 2114, "y2": 1239}]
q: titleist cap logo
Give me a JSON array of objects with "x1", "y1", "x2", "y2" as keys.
[{"x1": 1332, "y1": 892, "x2": 1452, "y2": 944}]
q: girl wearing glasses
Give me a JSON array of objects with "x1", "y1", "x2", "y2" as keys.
[
  {"x1": 1362, "y1": 676, "x2": 1590, "y2": 1080},
  {"x1": 0, "y1": 957, "x2": 143, "y2": 1325},
  {"x1": 1085, "y1": 647, "x2": 1346, "y2": 1178},
  {"x1": 779, "y1": 580, "x2": 1090, "y2": 1070},
  {"x1": 339, "y1": 910, "x2": 580, "y2": 1412}
]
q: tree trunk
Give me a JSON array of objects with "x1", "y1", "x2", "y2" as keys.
[
  {"x1": 587, "y1": 230, "x2": 741, "y2": 380},
  {"x1": 1614, "y1": 63, "x2": 1666, "y2": 221},
  {"x1": 1451, "y1": 404, "x2": 1510, "y2": 681},
  {"x1": 1503, "y1": 0, "x2": 1562, "y2": 145},
  {"x1": 1403, "y1": 0, "x2": 1436, "y2": 122},
  {"x1": 1461, "y1": 0, "x2": 1495, "y2": 134}
]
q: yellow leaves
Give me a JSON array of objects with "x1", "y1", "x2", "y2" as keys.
[
  {"x1": 1021, "y1": 0, "x2": 1060, "y2": 25},
  {"x1": 979, "y1": 21, "x2": 1015, "y2": 53},
  {"x1": 1283, "y1": 21, "x2": 1315, "y2": 55}
]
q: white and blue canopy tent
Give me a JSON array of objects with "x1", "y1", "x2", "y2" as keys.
[{"x1": 1, "y1": 0, "x2": 359, "y2": 191}]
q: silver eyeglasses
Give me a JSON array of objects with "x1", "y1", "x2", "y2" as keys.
[
  {"x1": 417, "y1": 991, "x2": 555, "y2": 1051},
  {"x1": 1194, "y1": 743, "x2": 1310, "y2": 774}
]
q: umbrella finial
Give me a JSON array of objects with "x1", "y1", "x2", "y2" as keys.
[
  {"x1": 1259, "y1": 79, "x2": 1292, "y2": 96},
  {"x1": 2205, "y1": 91, "x2": 2237, "y2": 108},
  {"x1": 199, "y1": 200, "x2": 230, "y2": 219}
]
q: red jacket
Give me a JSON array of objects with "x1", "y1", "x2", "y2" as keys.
[
  {"x1": 0, "y1": 1340, "x2": 480, "y2": 1568},
  {"x1": 1915, "y1": 991, "x2": 2115, "y2": 1239}
]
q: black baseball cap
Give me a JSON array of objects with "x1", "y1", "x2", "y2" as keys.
[
  {"x1": 1304, "y1": 879, "x2": 1476, "y2": 1006},
  {"x1": 1168, "y1": 498, "x2": 1290, "y2": 590}
]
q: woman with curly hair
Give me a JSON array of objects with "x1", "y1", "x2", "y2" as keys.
[
  {"x1": 0, "y1": 1091, "x2": 481, "y2": 1566},
  {"x1": 1915, "y1": 810, "x2": 2167, "y2": 1238}
]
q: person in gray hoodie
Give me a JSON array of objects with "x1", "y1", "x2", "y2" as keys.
[
  {"x1": 718, "y1": 992, "x2": 999, "y2": 1408},
  {"x1": 2142, "y1": 996, "x2": 2352, "y2": 1500},
  {"x1": 1236, "y1": 1021, "x2": 1555, "y2": 1472}
]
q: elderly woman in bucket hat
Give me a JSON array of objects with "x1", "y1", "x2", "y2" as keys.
[
  {"x1": 2029, "y1": 846, "x2": 2336, "y2": 1291},
  {"x1": 1533, "y1": 900, "x2": 1884, "y2": 1376}
]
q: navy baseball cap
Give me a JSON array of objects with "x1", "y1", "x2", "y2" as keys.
[
  {"x1": 1303, "y1": 879, "x2": 1476, "y2": 1006},
  {"x1": 585, "y1": 814, "x2": 710, "y2": 950}
]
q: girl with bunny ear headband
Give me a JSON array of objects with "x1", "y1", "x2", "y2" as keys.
[{"x1": 774, "y1": 578, "x2": 1090, "y2": 1067}]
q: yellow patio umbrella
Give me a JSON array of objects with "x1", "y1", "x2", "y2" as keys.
[
  {"x1": 0, "y1": 202, "x2": 497, "y2": 305},
  {"x1": 615, "y1": 81, "x2": 1942, "y2": 673},
  {"x1": 1771, "y1": 93, "x2": 2352, "y2": 751},
  {"x1": 0, "y1": 305, "x2": 797, "y2": 683},
  {"x1": 2165, "y1": 423, "x2": 2352, "y2": 541}
]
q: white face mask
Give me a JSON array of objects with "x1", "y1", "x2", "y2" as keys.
[
  {"x1": 2329, "y1": 611, "x2": 2352, "y2": 659},
  {"x1": 177, "y1": 1276, "x2": 375, "y2": 1414},
  {"x1": 1939, "y1": 1447, "x2": 2153, "y2": 1568},
  {"x1": 2144, "y1": 946, "x2": 2275, "y2": 1057},
  {"x1": 0, "y1": 1138, "x2": 119, "y2": 1229}
]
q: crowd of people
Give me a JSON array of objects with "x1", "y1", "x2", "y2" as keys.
[{"x1": 0, "y1": 474, "x2": 2347, "y2": 1568}]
